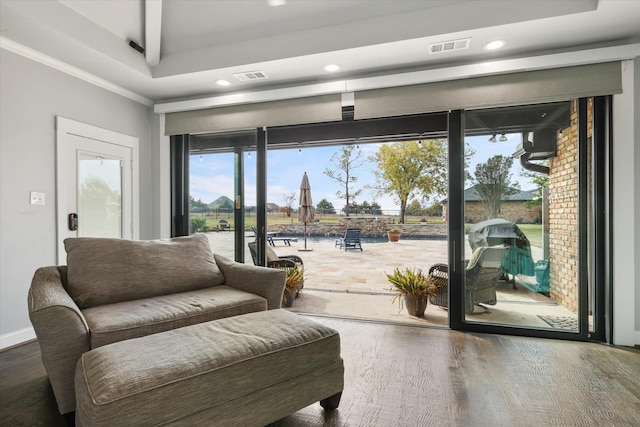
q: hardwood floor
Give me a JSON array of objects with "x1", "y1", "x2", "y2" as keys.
[{"x1": 2, "y1": 316, "x2": 639, "y2": 426}]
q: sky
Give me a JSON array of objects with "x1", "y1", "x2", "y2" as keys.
[{"x1": 189, "y1": 133, "x2": 535, "y2": 213}]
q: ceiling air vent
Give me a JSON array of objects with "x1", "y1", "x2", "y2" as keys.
[
  {"x1": 428, "y1": 38, "x2": 471, "y2": 54},
  {"x1": 233, "y1": 71, "x2": 269, "y2": 81}
]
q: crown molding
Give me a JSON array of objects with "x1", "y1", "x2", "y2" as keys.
[{"x1": 0, "y1": 36, "x2": 153, "y2": 107}]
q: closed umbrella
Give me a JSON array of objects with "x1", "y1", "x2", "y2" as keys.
[{"x1": 298, "y1": 172, "x2": 315, "y2": 251}]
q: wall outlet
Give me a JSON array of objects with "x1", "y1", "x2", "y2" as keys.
[{"x1": 30, "y1": 191, "x2": 45, "y2": 206}]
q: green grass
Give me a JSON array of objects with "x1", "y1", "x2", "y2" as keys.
[{"x1": 514, "y1": 224, "x2": 543, "y2": 248}]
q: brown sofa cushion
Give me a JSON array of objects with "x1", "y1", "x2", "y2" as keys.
[
  {"x1": 82, "y1": 286, "x2": 267, "y2": 348},
  {"x1": 65, "y1": 234, "x2": 225, "y2": 308}
]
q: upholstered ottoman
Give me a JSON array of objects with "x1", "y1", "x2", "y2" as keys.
[{"x1": 75, "y1": 309, "x2": 344, "y2": 426}]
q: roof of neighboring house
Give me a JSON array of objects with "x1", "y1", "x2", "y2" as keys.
[{"x1": 442, "y1": 185, "x2": 537, "y2": 203}]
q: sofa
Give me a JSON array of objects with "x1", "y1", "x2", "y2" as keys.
[{"x1": 28, "y1": 234, "x2": 286, "y2": 414}]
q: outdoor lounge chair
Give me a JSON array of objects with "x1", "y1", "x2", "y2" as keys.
[
  {"x1": 248, "y1": 241, "x2": 304, "y2": 290},
  {"x1": 251, "y1": 226, "x2": 297, "y2": 246},
  {"x1": 335, "y1": 228, "x2": 363, "y2": 251},
  {"x1": 428, "y1": 245, "x2": 506, "y2": 313}
]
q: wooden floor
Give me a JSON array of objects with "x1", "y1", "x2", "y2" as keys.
[{"x1": 2, "y1": 316, "x2": 639, "y2": 427}]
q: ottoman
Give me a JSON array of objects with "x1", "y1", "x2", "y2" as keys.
[{"x1": 75, "y1": 309, "x2": 344, "y2": 426}]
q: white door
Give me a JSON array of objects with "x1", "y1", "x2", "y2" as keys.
[{"x1": 57, "y1": 117, "x2": 139, "y2": 263}]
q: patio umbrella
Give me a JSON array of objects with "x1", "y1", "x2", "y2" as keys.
[{"x1": 298, "y1": 172, "x2": 315, "y2": 251}]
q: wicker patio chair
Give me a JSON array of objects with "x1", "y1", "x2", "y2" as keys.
[
  {"x1": 428, "y1": 263, "x2": 449, "y2": 308},
  {"x1": 428, "y1": 245, "x2": 506, "y2": 313},
  {"x1": 248, "y1": 241, "x2": 304, "y2": 290}
]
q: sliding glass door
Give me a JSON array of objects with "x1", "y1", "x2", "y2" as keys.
[
  {"x1": 184, "y1": 131, "x2": 257, "y2": 262},
  {"x1": 170, "y1": 99, "x2": 610, "y2": 342},
  {"x1": 449, "y1": 98, "x2": 608, "y2": 340}
]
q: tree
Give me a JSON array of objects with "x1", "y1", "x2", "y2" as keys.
[
  {"x1": 316, "y1": 198, "x2": 336, "y2": 214},
  {"x1": 281, "y1": 192, "x2": 296, "y2": 217},
  {"x1": 365, "y1": 201, "x2": 382, "y2": 215},
  {"x1": 190, "y1": 217, "x2": 207, "y2": 233},
  {"x1": 522, "y1": 167, "x2": 549, "y2": 209},
  {"x1": 424, "y1": 201, "x2": 443, "y2": 217},
  {"x1": 371, "y1": 140, "x2": 447, "y2": 223},
  {"x1": 323, "y1": 145, "x2": 364, "y2": 216},
  {"x1": 346, "y1": 200, "x2": 382, "y2": 215},
  {"x1": 189, "y1": 196, "x2": 208, "y2": 213},
  {"x1": 405, "y1": 199, "x2": 423, "y2": 216},
  {"x1": 474, "y1": 154, "x2": 518, "y2": 219}
]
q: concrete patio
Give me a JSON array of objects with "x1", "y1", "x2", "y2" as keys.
[{"x1": 205, "y1": 232, "x2": 578, "y2": 331}]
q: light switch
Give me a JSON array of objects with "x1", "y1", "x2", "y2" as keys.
[{"x1": 30, "y1": 191, "x2": 45, "y2": 205}]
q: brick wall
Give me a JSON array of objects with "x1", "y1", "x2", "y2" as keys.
[
  {"x1": 547, "y1": 99, "x2": 592, "y2": 313},
  {"x1": 442, "y1": 200, "x2": 540, "y2": 224},
  {"x1": 464, "y1": 201, "x2": 541, "y2": 224}
]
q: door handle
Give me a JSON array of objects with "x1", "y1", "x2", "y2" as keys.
[{"x1": 68, "y1": 213, "x2": 78, "y2": 231}]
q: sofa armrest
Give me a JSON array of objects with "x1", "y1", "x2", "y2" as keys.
[
  {"x1": 214, "y1": 254, "x2": 286, "y2": 310},
  {"x1": 28, "y1": 266, "x2": 90, "y2": 414}
]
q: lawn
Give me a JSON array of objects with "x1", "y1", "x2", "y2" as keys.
[{"x1": 514, "y1": 224, "x2": 543, "y2": 248}]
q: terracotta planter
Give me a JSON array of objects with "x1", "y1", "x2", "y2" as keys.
[
  {"x1": 404, "y1": 294, "x2": 428, "y2": 317},
  {"x1": 387, "y1": 231, "x2": 401, "y2": 242}
]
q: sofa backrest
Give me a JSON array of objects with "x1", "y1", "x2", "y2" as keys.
[{"x1": 64, "y1": 234, "x2": 225, "y2": 308}]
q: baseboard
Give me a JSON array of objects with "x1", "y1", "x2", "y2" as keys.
[{"x1": 0, "y1": 327, "x2": 36, "y2": 350}]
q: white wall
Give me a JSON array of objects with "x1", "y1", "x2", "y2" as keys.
[
  {"x1": 635, "y1": 57, "x2": 640, "y2": 340},
  {"x1": 612, "y1": 58, "x2": 640, "y2": 346},
  {"x1": 0, "y1": 50, "x2": 153, "y2": 348},
  {"x1": 151, "y1": 114, "x2": 171, "y2": 239}
]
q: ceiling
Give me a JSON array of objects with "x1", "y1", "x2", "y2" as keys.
[{"x1": 1, "y1": 0, "x2": 639, "y2": 108}]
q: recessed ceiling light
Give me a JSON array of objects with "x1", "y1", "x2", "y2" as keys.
[
  {"x1": 484, "y1": 40, "x2": 506, "y2": 50},
  {"x1": 324, "y1": 64, "x2": 340, "y2": 72},
  {"x1": 216, "y1": 79, "x2": 230, "y2": 87},
  {"x1": 268, "y1": 0, "x2": 286, "y2": 6}
]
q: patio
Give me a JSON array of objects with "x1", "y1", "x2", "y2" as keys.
[{"x1": 205, "y1": 232, "x2": 578, "y2": 330}]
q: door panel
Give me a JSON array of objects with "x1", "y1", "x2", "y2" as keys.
[
  {"x1": 454, "y1": 100, "x2": 596, "y2": 339},
  {"x1": 77, "y1": 152, "x2": 123, "y2": 238},
  {"x1": 188, "y1": 131, "x2": 257, "y2": 263},
  {"x1": 56, "y1": 117, "x2": 138, "y2": 263}
]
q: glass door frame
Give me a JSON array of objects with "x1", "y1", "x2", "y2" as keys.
[
  {"x1": 448, "y1": 97, "x2": 610, "y2": 342},
  {"x1": 170, "y1": 100, "x2": 610, "y2": 342},
  {"x1": 170, "y1": 130, "x2": 266, "y2": 264}
]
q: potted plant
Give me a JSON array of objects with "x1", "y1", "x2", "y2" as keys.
[
  {"x1": 386, "y1": 267, "x2": 437, "y2": 317},
  {"x1": 419, "y1": 217, "x2": 427, "y2": 225},
  {"x1": 387, "y1": 227, "x2": 401, "y2": 242},
  {"x1": 282, "y1": 265, "x2": 304, "y2": 307}
]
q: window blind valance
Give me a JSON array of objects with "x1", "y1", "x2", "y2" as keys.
[
  {"x1": 165, "y1": 62, "x2": 622, "y2": 134},
  {"x1": 354, "y1": 62, "x2": 622, "y2": 120},
  {"x1": 165, "y1": 94, "x2": 342, "y2": 136}
]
